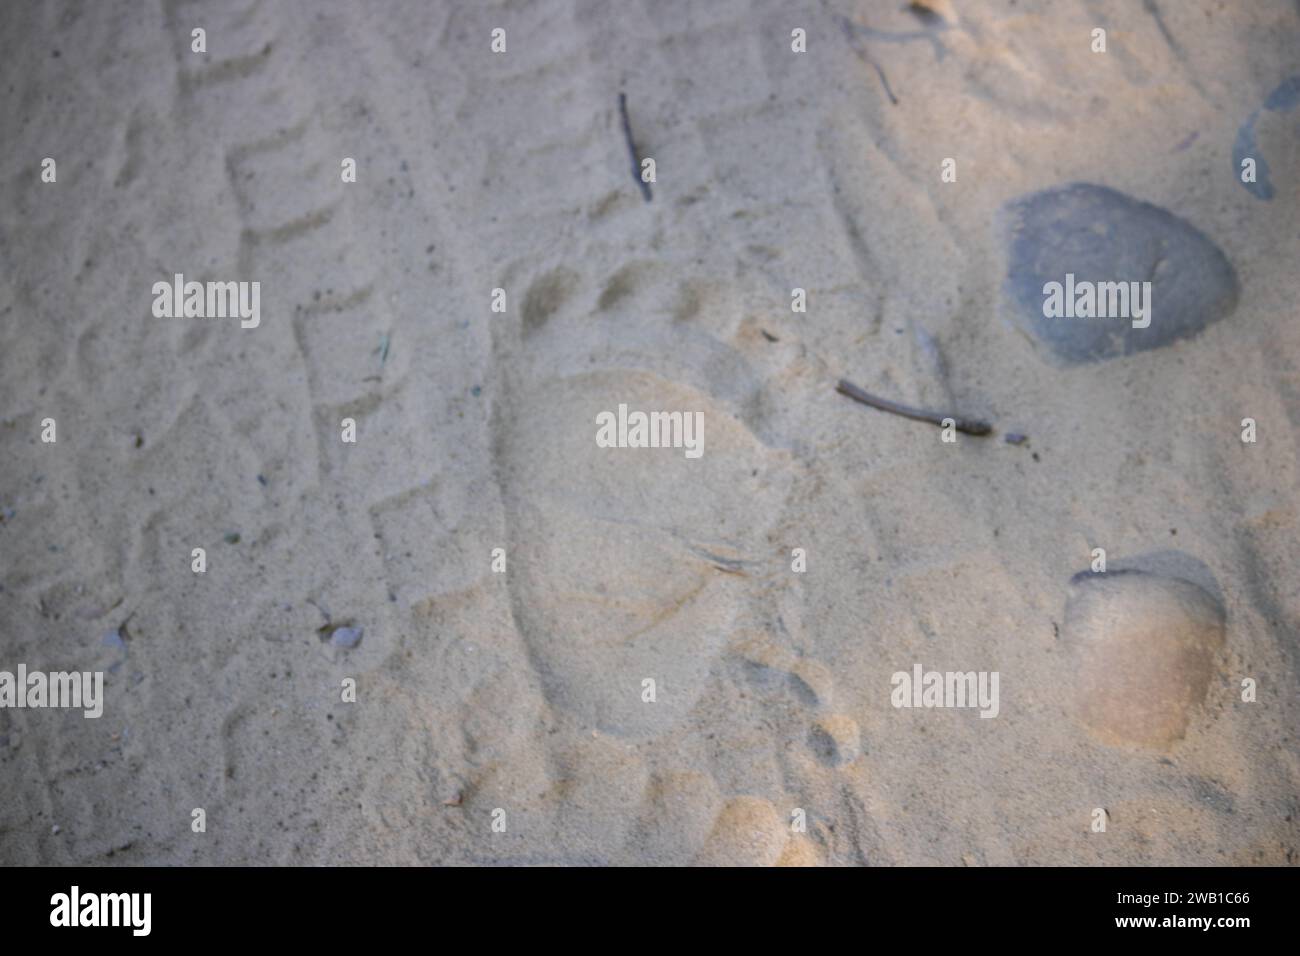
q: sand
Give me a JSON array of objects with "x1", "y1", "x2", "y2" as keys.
[{"x1": 1, "y1": 0, "x2": 1297, "y2": 865}]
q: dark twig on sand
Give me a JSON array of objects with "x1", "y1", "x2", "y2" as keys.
[
  {"x1": 836, "y1": 378, "x2": 993, "y2": 436},
  {"x1": 837, "y1": 16, "x2": 900, "y2": 105},
  {"x1": 619, "y1": 92, "x2": 653, "y2": 202}
]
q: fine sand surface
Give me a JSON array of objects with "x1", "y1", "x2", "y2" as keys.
[{"x1": 1, "y1": 0, "x2": 1297, "y2": 865}]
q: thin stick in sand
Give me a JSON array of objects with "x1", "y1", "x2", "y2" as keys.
[
  {"x1": 618, "y1": 92, "x2": 653, "y2": 203},
  {"x1": 836, "y1": 378, "x2": 993, "y2": 436}
]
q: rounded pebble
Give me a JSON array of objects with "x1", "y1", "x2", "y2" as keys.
[
  {"x1": 1000, "y1": 183, "x2": 1238, "y2": 363},
  {"x1": 1064, "y1": 569, "x2": 1225, "y2": 749},
  {"x1": 330, "y1": 626, "x2": 364, "y2": 649}
]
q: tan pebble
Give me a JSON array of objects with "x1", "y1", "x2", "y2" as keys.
[{"x1": 1065, "y1": 570, "x2": 1225, "y2": 750}]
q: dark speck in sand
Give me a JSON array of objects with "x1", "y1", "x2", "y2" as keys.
[
  {"x1": 223, "y1": 532, "x2": 241, "y2": 544},
  {"x1": 471, "y1": 385, "x2": 481, "y2": 397},
  {"x1": 1004, "y1": 433, "x2": 1029, "y2": 445},
  {"x1": 907, "y1": 2, "x2": 944, "y2": 25},
  {"x1": 101, "y1": 629, "x2": 126, "y2": 652},
  {"x1": 257, "y1": 474, "x2": 267, "y2": 487}
]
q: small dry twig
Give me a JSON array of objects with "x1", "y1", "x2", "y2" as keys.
[
  {"x1": 618, "y1": 93, "x2": 653, "y2": 202},
  {"x1": 836, "y1": 378, "x2": 992, "y2": 436}
]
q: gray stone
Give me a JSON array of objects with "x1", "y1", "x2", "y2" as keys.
[
  {"x1": 1233, "y1": 75, "x2": 1300, "y2": 201},
  {"x1": 1000, "y1": 183, "x2": 1238, "y2": 364}
]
